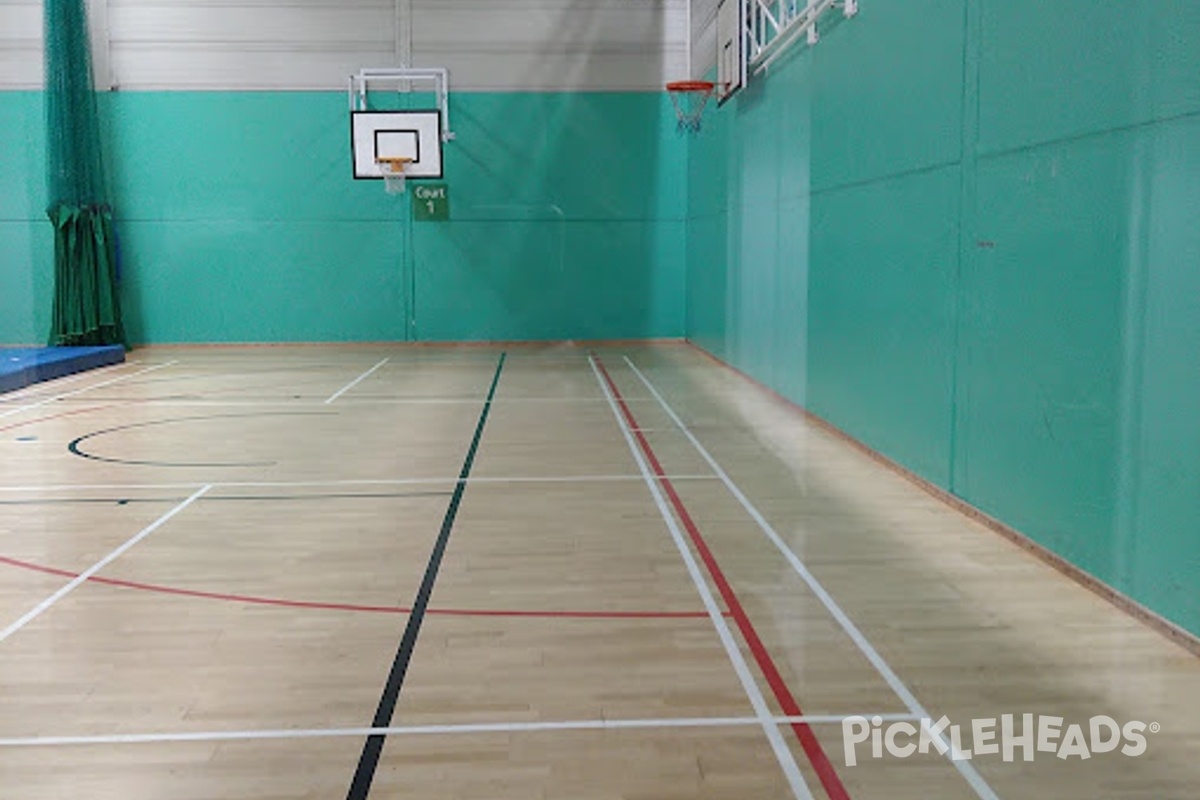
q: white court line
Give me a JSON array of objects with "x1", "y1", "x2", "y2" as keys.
[
  {"x1": 461, "y1": 474, "x2": 717, "y2": 485},
  {"x1": 0, "y1": 713, "x2": 921, "y2": 748},
  {"x1": 329, "y1": 396, "x2": 660, "y2": 403},
  {"x1": 0, "y1": 360, "x2": 138, "y2": 403},
  {"x1": 79, "y1": 396, "x2": 660, "y2": 406},
  {"x1": 35, "y1": 396, "x2": 658, "y2": 408},
  {"x1": 625, "y1": 356, "x2": 1002, "y2": 800},
  {"x1": 0, "y1": 362, "x2": 176, "y2": 420},
  {"x1": 324, "y1": 358, "x2": 389, "y2": 404},
  {"x1": 0, "y1": 475, "x2": 719, "y2": 493},
  {"x1": 589, "y1": 356, "x2": 814, "y2": 800},
  {"x1": 0, "y1": 486, "x2": 211, "y2": 645}
]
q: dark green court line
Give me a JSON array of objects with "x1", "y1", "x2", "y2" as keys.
[{"x1": 345, "y1": 352, "x2": 506, "y2": 800}]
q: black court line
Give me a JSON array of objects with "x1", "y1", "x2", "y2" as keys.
[
  {"x1": 66, "y1": 412, "x2": 331, "y2": 468},
  {"x1": 346, "y1": 352, "x2": 506, "y2": 800}
]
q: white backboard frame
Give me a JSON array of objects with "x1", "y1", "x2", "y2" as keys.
[
  {"x1": 349, "y1": 67, "x2": 454, "y2": 141},
  {"x1": 351, "y1": 111, "x2": 444, "y2": 181},
  {"x1": 716, "y1": 0, "x2": 747, "y2": 104}
]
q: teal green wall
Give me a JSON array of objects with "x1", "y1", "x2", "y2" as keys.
[
  {"x1": 687, "y1": 0, "x2": 1200, "y2": 635},
  {"x1": 1, "y1": 90, "x2": 684, "y2": 344},
  {"x1": 0, "y1": 92, "x2": 52, "y2": 345}
]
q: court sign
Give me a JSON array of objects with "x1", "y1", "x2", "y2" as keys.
[{"x1": 413, "y1": 183, "x2": 449, "y2": 221}]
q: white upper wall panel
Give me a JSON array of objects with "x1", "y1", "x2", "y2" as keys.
[
  {"x1": 108, "y1": 6, "x2": 394, "y2": 46},
  {"x1": 411, "y1": 0, "x2": 687, "y2": 89},
  {"x1": 0, "y1": 0, "x2": 42, "y2": 88},
  {"x1": 0, "y1": 3, "x2": 40, "y2": 36},
  {"x1": 0, "y1": 51, "x2": 42, "y2": 89},
  {"x1": 3, "y1": 0, "x2": 689, "y2": 91},
  {"x1": 109, "y1": 47, "x2": 399, "y2": 90},
  {"x1": 105, "y1": 0, "x2": 393, "y2": 89},
  {"x1": 413, "y1": 3, "x2": 687, "y2": 50},
  {"x1": 415, "y1": 47, "x2": 685, "y2": 92}
]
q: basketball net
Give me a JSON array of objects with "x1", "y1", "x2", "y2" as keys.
[
  {"x1": 377, "y1": 157, "x2": 412, "y2": 195},
  {"x1": 666, "y1": 81, "x2": 716, "y2": 133}
]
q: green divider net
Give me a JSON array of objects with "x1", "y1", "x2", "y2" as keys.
[{"x1": 44, "y1": 0, "x2": 125, "y2": 347}]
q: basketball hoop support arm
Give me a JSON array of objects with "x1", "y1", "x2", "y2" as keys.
[
  {"x1": 349, "y1": 67, "x2": 455, "y2": 142},
  {"x1": 748, "y1": 0, "x2": 858, "y2": 75}
]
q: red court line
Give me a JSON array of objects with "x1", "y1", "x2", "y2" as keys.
[
  {"x1": 594, "y1": 355, "x2": 852, "y2": 800},
  {"x1": 0, "y1": 404, "x2": 118, "y2": 433},
  {"x1": 0, "y1": 555, "x2": 719, "y2": 621}
]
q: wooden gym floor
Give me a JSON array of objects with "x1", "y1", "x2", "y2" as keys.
[{"x1": 0, "y1": 344, "x2": 1197, "y2": 799}]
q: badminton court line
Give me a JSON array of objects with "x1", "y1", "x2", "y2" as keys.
[
  {"x1": 624, "y1": 355, "x2": 1001, "y2": 800},
  {"x1": 597, "y1": 357, "x2": 853, "y2": 800},
  {"x1": 75, "y1": 397, "x2": 659, "y2": 407},
  {"x1": 0, "y1": 713, "x2": 922, "y2": 748},
  {"x1": 0, "y1": 403, "x2": 119, "y2": 435},
  {"x1": 590, "y1": 355, "x2": 815, "y2": 800},
  {"x1": 325, "y1": 358, "x2": 390, "y2": 404},
  {"x1": 0, "y1": 551, "x2": 723, "y2": 621},
  {"x1": 0, "y1": 485, "x2": 211, "y2": 645},
  {"x1": 0, "y1": 360, "x2": 133, "y2": 403},
  {"x1": 0, "y1": 361, "x2": 176, "y2": 420},
  {"x1": 0, "y1": 474, "x2": 719, "y2": 493},
  {"x1": 346, "y1": 354, "x2": 505, "y2": 800}
]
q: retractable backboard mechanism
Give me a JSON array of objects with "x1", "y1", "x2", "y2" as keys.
[
  {"x1": 349, "y1": 67, "x2": 454, "y2": 194},
  {"x1": 716, "y1": 0, "x2": 859, "y2": 104},
  {"x1": 747, "y1": 0, "x2": 859, "y2": 75}
]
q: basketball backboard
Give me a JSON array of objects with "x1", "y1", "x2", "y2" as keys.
[
  {"x1": 716, "y1": 0, "x2": 747, "y2": 104},
  {"x1": 351, "y1": 110, "x2": 443, "y2": 181},
  {"x1": 349, "y1": 67, "x2": 452, "y2": 187}
]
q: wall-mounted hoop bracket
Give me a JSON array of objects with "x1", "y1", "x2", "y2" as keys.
[
  {"x1": 349, "y1": 67, "x2": 455, "y2": 142},
  {"x1": 748, "y1": 0, "x2": 859, "y2": 76}
]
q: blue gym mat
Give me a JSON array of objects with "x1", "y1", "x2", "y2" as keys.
[{"x1": 0, "y1": 346, "x2": 126, "y2": 395}]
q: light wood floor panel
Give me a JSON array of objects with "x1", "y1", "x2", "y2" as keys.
[
  {"x1": 0, "y1": 360, "x2": 153, "y2": 404},
  {"x1": 435, "y1": 482, "x2": 714, "y2": 614},
  {"x1": 780, "y1": 729, "x2": 981, "y2": 800},
  {"x1": 782, "y1": 728, "x2": 986, "y2": 800},
  {"x1": 0, "y1": 491, "x2": 191, "y2": 569},
  {"x1": 95, "y1": 492, "x2": 451, "y2": 609},
  {"x1": 0, "y1": 572, "x2": 70, "y2": 630},
  {"x1": 0, "y1": 402, "x2": 483, "y2": 486},
  {"x1": 488, "y1": 359, "x2": 616, "y2": 400},
  {"x1": 0, "y1": 585, "x2": 405, "y2": 737},
  {"x1": 473, "y1": 403, "x2": 714, "y2": 478},
  {"x1": 394, "y1": 615, "x2": 753, "y2": 724},
  {"x1": 0, "y1": 737, "x2": 367, "y2": 800},
  {"x1": 374, "y1": 727, "x2": 794, "y2": 800},
  {"x1": 1, "y1": 344, "x2": 1198, "y2": 798}
]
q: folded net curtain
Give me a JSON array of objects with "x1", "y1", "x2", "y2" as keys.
[{"x1": 45, "y1": 0, "x2": 125, "y2": 346}]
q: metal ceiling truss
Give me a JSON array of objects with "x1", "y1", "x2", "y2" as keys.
[{"x1": 748, "y1": 0, "x2": 858, "y2": 74}]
